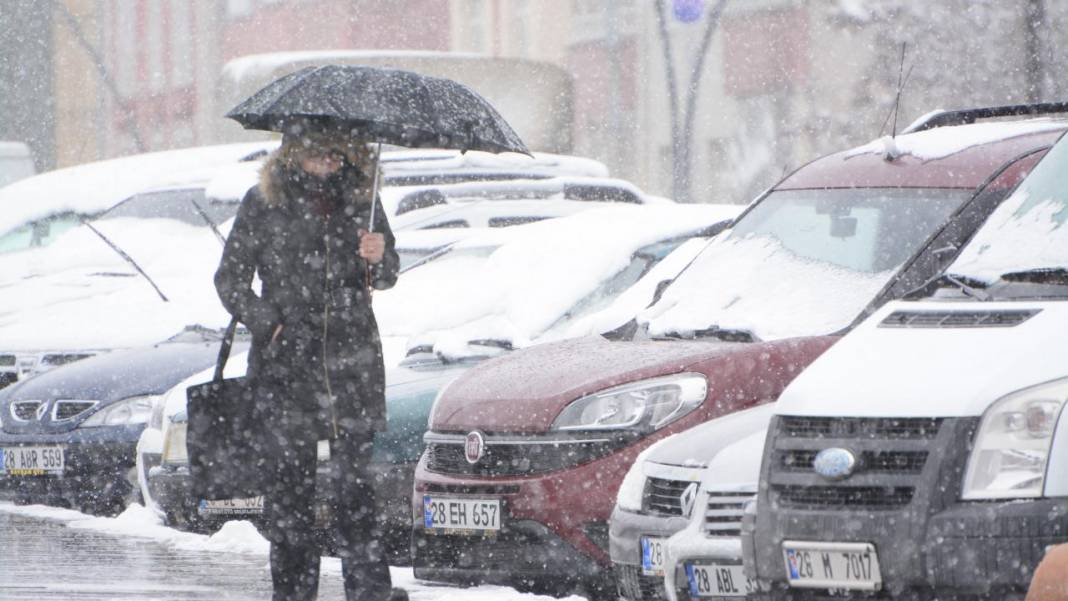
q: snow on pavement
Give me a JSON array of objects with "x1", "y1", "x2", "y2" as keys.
[{"x1": 0, "y1": 501, "x2": 585, "y2": 601}]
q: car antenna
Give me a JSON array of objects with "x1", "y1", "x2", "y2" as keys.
[
  {"x1": 80, "y1": 218, "x2": 169, "y2": 302},
  {"x1": 879, "y1": 42, "x2": 915, "y2": 140}
]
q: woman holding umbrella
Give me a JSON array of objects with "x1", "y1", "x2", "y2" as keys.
[{"x1": 214, "y1": 124, "x2": 406, "y2": 601}]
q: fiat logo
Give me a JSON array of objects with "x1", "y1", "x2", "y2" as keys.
[
  {"x1": 464, "y1": 431, "x2": 485, "y2": 464},
  {"x1": 813, "y1": 447, "x2": 857, "y2": 480}
]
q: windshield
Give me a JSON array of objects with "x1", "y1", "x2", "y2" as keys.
[
  {"x1": 948, "y1": 133, "x2": 1068, "y2": 291},
  {"x1": 99, "y1": 188, "x2": 237, "y2": 226},
  {"x1": 641, "y1": 188, "x2": 969, "y2": 340},
  {"x1": 0, "y1": 213, "x2": 82, "y2": 255}
]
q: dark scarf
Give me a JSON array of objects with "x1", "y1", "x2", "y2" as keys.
[{"x1": 282, "y1": 162, "x2": 366, "y2": 217}]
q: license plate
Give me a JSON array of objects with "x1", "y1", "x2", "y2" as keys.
[
  {"x1": 783, "y1": 541, "x2": 882, "y2": 590},
  {"x1": 423, "y1": 495, "x2": 501, "y2": 533},
  {"x1": 198, "y1": 496, "x2": 265, "y2": 515},
  {"x1": 0, "y1": 445, "x2": 65, "y2": 476},
  {"x1": 686, "y1": 563, "x2": 753, "y2": 598},
  {"x1": 640, "y1": 536, "x2": 667, "y2": 576}
]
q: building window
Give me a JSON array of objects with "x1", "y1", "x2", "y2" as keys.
[{"x1": 226, "y1": 0, "x2": 253, "y2": 18}]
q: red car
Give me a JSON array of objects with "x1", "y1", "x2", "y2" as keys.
[{"x1": 411, "y1": 112, "x2": 1066, "y2": 600}]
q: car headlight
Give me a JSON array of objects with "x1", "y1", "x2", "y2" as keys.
[
  {"x1": 161, "y1": 417, "x2": 188, "y2": 466},
  {"x1": 81, "y1": 395, "x2": 160, "y2": 427},
  {"x1": 616, "y1": 456, "x2": 647, "y2": 512},
  {"x1": 962, "y1": 377, "x2": 1068, "y2": 500},
  {"x1": 552, "y1": 373, "x2": 708, "y2": 432}
]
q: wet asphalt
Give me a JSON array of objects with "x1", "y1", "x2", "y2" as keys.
[{"x1": 0, "y1": 510, "x2": 347, "y2": 601}]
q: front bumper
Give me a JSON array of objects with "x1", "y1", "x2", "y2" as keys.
[
  {"x1": 752, "y1": 416, "x2": 1065, "y2": 600},
  {"x1": 0, "y1": 425, "x2": 143, "y2": 501},
  {"x1": 149, "y1": 460, "x2": 415, "y2": 557},
  {"x1": 610, "y1": 506, "x2": 690, "y2": 601}
]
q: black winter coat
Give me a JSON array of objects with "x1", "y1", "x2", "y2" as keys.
[{"x1": 214, "y1": 163, "x2": 399, "y2": 434}]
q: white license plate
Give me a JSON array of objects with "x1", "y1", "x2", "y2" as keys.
[
  {"x1": 198, "y1": 496, "x2": 264, "y2": 515},
  {"x1": 0, "y1": 445, "x2": 64, "y2": 476},
  {"x1": 783, "y1": 541, "x2": 882, "y2": 590},
  {"x1": 423, "y1": 495, "x2": 501, "y2": 533},
  {"x1": 640, "y1": 536, "x2": 667, "y2": 576},
  {"x1": 686, "y1": 563, "x2": 753, "y2": 598}
]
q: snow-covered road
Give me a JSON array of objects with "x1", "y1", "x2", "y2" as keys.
[{"x1": 0, "y1": 501, "x2": 585, "y2": 601}]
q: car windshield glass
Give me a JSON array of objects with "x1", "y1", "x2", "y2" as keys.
[
  {"x1": 641, "y1": 188, "x2": 970, "y2": 340},
  {"x1": 0, "y1": 213, "x2": 82, "y2": 255},
  {"x1": 948, "y1": 133, "x2": 1068, "y2": 291},
  {"x1": 98, "y1": 188, "x2": 237, "y2": 226}
]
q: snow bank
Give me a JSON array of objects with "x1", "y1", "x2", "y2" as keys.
[
  {"x1": 845, "y1": 119, "x2": 1066, "y2": 161},
  {"x1": 641, "y1": 234, "x2": 892, "y2": 341},
  {"x1": 0, "y1": 142, "x2": 274, "y2": 236}
]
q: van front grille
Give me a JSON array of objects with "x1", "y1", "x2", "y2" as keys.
[
  {"x1": 704, "y1": 492, "x2": 753, "y2": 537},
  {"x1": 779, "y1": 416, "x2": 942, "y2": 440},
  {"x1": 774, "y1": 485, "x2": 914, "y2": 510}
]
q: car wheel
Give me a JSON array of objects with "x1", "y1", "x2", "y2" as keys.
[{"x1": 135, "y1": 451, "x2": 163, "y2": 518}]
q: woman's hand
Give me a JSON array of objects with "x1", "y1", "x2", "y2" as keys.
[
  {"x1": 270, "y1": 324, "x2": 284, "y2": 344},
  {"x1": 358, "y1": 229, "x2": 385, "y2": 264}
]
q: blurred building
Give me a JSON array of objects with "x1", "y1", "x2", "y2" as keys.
[{"x1": 39, "y1": 0, "x2": 1068, "y2": 204}]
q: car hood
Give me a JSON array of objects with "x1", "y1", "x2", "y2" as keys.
[
  {"x1": 646, "y1": 403, "x2": 776, "y2": 468},
  {"x1": 1, "y1": 341, "x2": 226, "y2": 434},
  {"x1": 430, "y1": 334, "x2": 810, "y2": 433},
  {"x1": 777, "y1": 300, "x2": 1068, "y2": 418}
]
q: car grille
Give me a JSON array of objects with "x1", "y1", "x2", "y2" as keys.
[
  {"x1": 775, "y1": 485, "x2": 915, "y2": 510},
  {"x1": 53, "y1": 400, "x2": 98, "y2": 421},
  {"x1": 779, "y1": 449, "x2": 928, "y2": 474},
  {"x1": 425, "y1": 436, "x2": 624, "y2": 477},
  {"x1": 616, "y1": 564, "x2": 668, "y2": 601},
  {"x1": 779, "y1": 416, "x2": 941, "y2": 440},
  {"x1": 704, "y1": 491, "x2": 753, "y2": 537},
  {"x1": 769, "y1": 417, "x2": 943, "y2": 511},
  {"x1": 880, "y1": 309, "x2": 1039, "y2": 328},
  {"x1": 642, "y1": 477, "x2": 695, "y2": 516},
  {"x1": 11, "y1": 400, "x2": 45, "y2": 421}
]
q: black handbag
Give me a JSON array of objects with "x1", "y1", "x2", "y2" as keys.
[{"x1": 186, "y1": 318, "x2": 268, "y2": 500}]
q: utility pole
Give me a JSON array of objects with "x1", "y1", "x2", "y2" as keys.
[
  {"x1": 653, "y1": 0, "x2": 728, "y2": 203},
  {"x1": 1024, "y1": 0, "x2": 1045, "y2": 103}
]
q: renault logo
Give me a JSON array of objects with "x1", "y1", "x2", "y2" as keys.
[
  {"x1": 680, "y1": 482, "x2": 699, "y2": 517},
  {"x1": 813, "y1": 447, "x2": 857, "y2": 480},
  {"x1": 464, "y1": 431, "x2": 485, "y2": 464}
]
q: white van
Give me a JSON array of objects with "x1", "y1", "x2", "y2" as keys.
[
  {"x1": 748, "y1": 130, "x2": 1068, "y2": 600},
  {"x1": 0, "y1": 141, "x2": 35, "y2": 187}
]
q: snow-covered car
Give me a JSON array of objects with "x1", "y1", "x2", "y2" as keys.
[
  {"x1": 141, "y1": 204, "x2": 740, "y2": 557},
  {"x1": 0, "y1": 326, "x2": 246, "y2": 515},
  {"x1": 0, "y1": 142, "x2": 273, "y2": 256},
  {"x1": 748, "y1": 119, "x2": 1068, "y2": 601},
  {"x1": 611, "y1": 404, "x2": 773, "y2": 601},
  {"x1": 390, "y1": 176, "x2": 666, "y2": 231},
  {"x1": 0, "y1": 141, "x2": 35, "y2": 188},
  {"x1": 410, "y1": 113, "x2": 1067, "y2": 600}
]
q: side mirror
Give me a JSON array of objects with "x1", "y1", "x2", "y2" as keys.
[{"x1": 830, "y1": 216, "x2": 857, "y2": 238}]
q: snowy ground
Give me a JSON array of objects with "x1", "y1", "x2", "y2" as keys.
[{"x1": 0, "y1": 501, "x2": 585, "y2": 601}]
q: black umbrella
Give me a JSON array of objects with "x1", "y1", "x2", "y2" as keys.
[
  {"x1": 225, "y1": 64, "x2": 530, "y2": 156},
  {"x1": 225, "y1": 64, "x2": 531, "y2": 229}
]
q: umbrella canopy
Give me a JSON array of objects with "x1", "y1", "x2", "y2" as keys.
[{"x1": 225, "y1": 64, "x2": 530, "y2": 155}]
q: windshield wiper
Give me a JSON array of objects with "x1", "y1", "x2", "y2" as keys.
[
  {"x1": 81, "y1": 219, "x2": 169, "y2": 302},
  {"x1": 663, "y1": 325, "x2": 757, "y2": 343},
  {"x1": 906, "y1": 272, "x2": 991, "y2": 301},
  {"x1": 998, "y1": 267, "x2": 1068, "y2": 285},
  {"x1": 466, "y1": 338, "x2": 515, "y2": 351},
  {"x1": 189, "y1": 198, "x2": 227, "y2": 245}
]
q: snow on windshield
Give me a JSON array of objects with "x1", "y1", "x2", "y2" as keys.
[
  {"x1": 0, "y1": 217, "x2": 231, "y2": 351},
  {"x1": 640, "y1": 188, "x2": 968, "y2": 340},
  {"x1": 950, "y1": 135, "x2": 1068, "y2": 281},
  {"x1": 0, "y1": 142, "x2": 273, "y2": 237},
  {"x1": 641, "y1": 234, "x2": 892, "y2": 340},
  {"x1": 373, "y1": 204, "x2": 738, "y2": 355},
  {"x1": 846, "y1": 119, "x2": 1066, "y2": 161}
]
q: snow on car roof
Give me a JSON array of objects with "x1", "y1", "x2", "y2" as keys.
[
  {"x1": 0, "y1": 142, "x2": 275, "y2": 236},
  {"x1": 845, "y1": 118, "x2": 1067, "y2": 161}
]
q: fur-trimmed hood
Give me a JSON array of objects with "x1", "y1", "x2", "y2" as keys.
[{"x1": 258, "y1": 136, "x2": 379, "y2": 208}]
